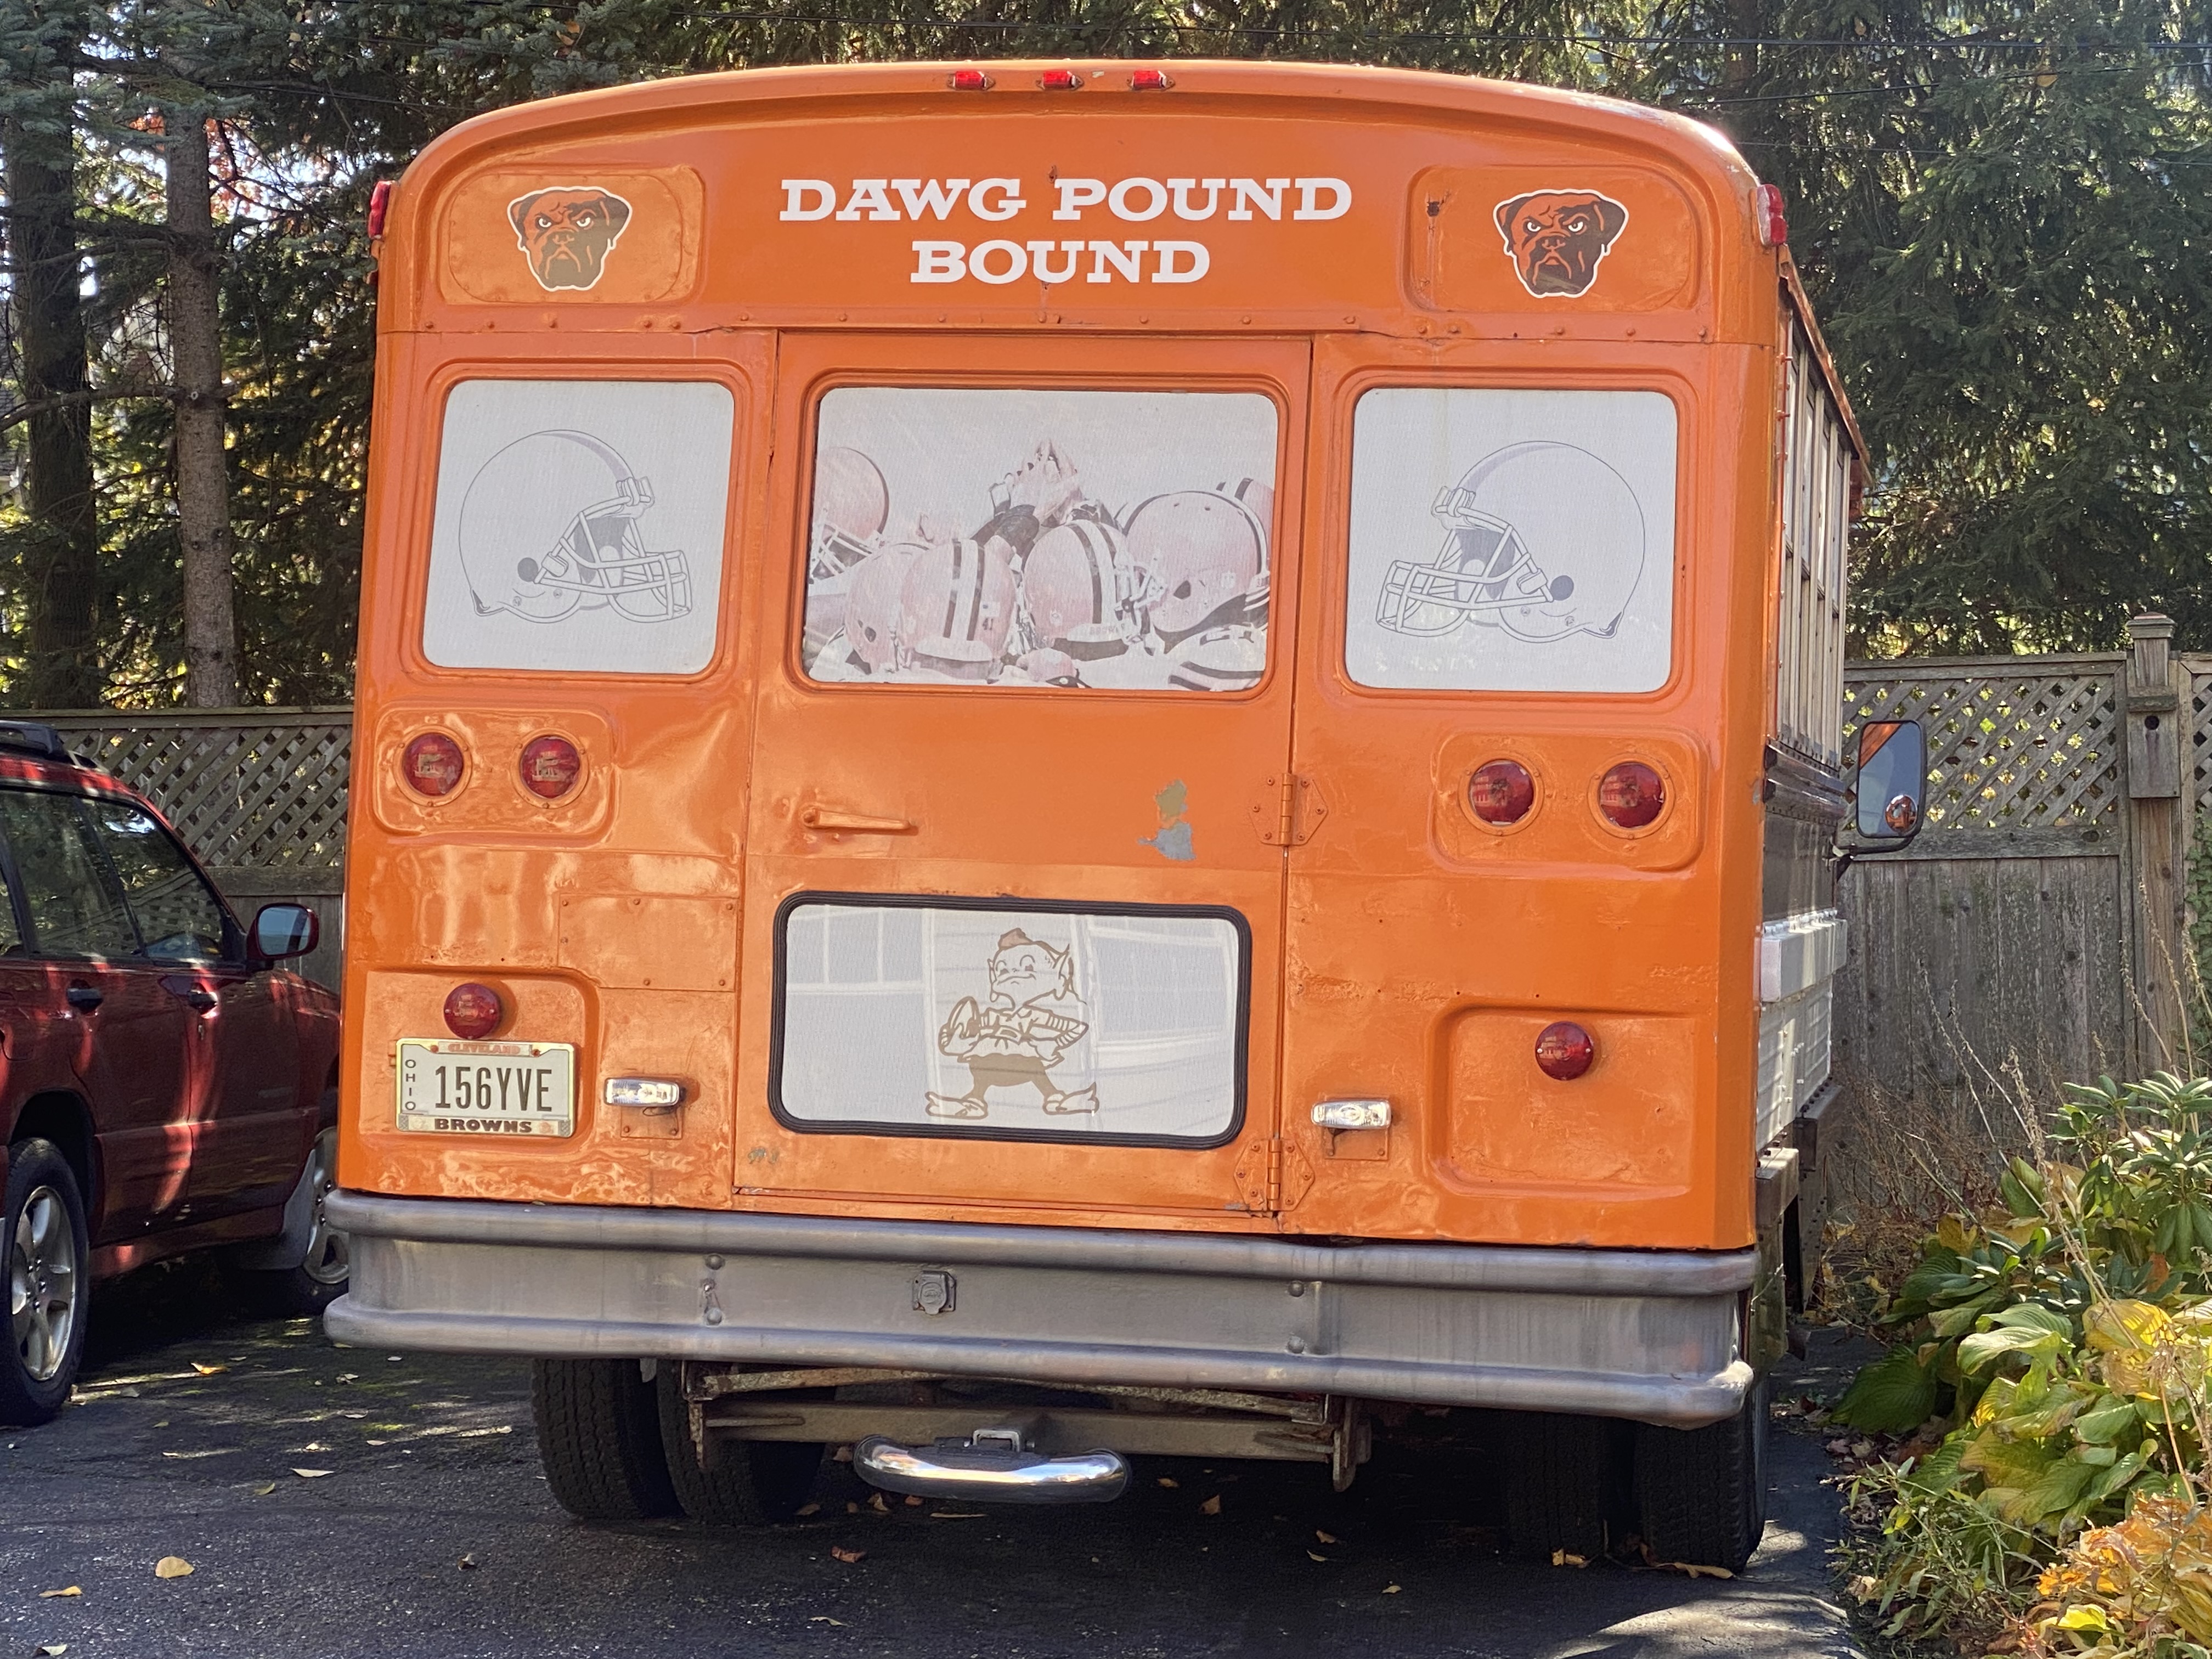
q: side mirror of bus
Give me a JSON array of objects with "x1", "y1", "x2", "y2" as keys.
[
  {"x1": 1842, "y1": 719, "x2": 1927, "y2": 854},
  {"x1": 253, "y1": 902, "x2": 319, "y2": 962}
]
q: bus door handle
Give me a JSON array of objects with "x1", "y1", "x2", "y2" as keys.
[{"x1": 800, "y1": 806, "x2": 916, "y2": 835}]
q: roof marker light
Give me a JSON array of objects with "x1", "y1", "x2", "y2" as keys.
[
  {"x1": 947, "y1": 68, "x2": 993, "y2": 91},
  {"x1": 1755, "y1": 182, "x2": 1788, "y2": 249},
  {"x1": 366, "y1": 179, "x2": 393, "y2": 239},
  {"x1": 1128, "y1": 68, "x2": 1174, "y2": 91},
  {"x1": 1039, "y1": 67, "x2": 1084, "y2": 91}
]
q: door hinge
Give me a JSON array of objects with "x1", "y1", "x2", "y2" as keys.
[
  {"x1": 1252, "y1": 772, "x2": 1329, "y2": 847},
  {"x1": 1233, "y1": 1134, "x2": 1314, "y2": 1213}
]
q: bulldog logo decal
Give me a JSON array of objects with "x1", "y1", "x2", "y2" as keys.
[
  {"x1": 507, "y1": 185, "x2": 634, "y2": 292},
  {"x1": 1494, "y1": 189, "x2": 1629, "y2": 298}
]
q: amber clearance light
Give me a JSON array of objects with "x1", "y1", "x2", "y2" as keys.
[
  {"x1": 519, "y1": 734, "x2": 583, "y2": 800},
  {"x1": 443, "y1": 982, "x2": 504, "y2": 1040},
  {"x1": 1535, "y1": 1021, "x2": 1596, "y2": 1081},
  {"x1": 402, "y1": 731, "x2": 465, "y2": 798}
]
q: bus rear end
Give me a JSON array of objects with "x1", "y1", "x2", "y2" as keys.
[{"x1": 328, "y1": 60, "x2": 1867, "y2": 1570}]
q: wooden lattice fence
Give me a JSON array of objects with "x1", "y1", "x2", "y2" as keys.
[
  {"x1": 1837, "y1": 620, "x2": 2205, "y2": 1117},
  {"x1": 41, "y1": 708, "x2": 351, "y2": 990}
]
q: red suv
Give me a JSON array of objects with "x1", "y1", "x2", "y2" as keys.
[{"x1": 0, "y1": 721, "x2": 342, "y2": 1425}]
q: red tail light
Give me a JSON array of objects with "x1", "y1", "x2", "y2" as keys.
[
  {"x1": 1039, "y1": 68, "x2": 1084, "y2": 91},
  {"x1": 1128, "y1": 68, "x2": 1174, "y2": 91},
  {"x1": 1597, "y1": 761, "x2": 1666, "y2": 830},
  {"x1": 1535, "y1": 1021, "x2": 1595, "y2": 1081},
  {"x1": 443, "y1": 982, "x2": 504, "y2": 1040},
  {"x1": 520, "y1": 735, "x2": 582, "y2": 800},
  {"x1": 1468, "y1": 760, "x2": 1535, "y2": 826},
  {"x1": 947, "y1": 68, "x2": 993, "y2": 91},
  {"x1": 1755, "y1": 182, "x2": 1788, "y2": 249},
  {"x1": 401, "y1": 732, "x2": 465, "y2": 798}
]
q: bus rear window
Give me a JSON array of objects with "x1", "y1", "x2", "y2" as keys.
[
  {"x1": 1346, "y1": 388, "x2": 1676, "y2": 694},
  {"x1": 802, "y1": 387, "x2": 1276, "y2": 691},
  {"x1": 422, "y1": 379, "x2": 733, "y2": 674}
]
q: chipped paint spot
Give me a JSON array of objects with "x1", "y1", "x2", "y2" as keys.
[{"x1": 1141, "y1": 778, "x2": 1196, "y2": 861}]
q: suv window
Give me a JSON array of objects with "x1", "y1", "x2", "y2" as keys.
[
  {"x1": 84, "y1": 802, "x2": 230, "y2": 964},
  {"x1": 0, "y1": 856, "x2": 25, "y2": 956},
  {"x1": 0, "y1": 790, "x2": 139, "y2": 960}
]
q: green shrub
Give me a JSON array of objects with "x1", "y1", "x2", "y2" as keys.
[{"x1": 1833, "y1": 1075, "x2": 2212, "y2": 1653}]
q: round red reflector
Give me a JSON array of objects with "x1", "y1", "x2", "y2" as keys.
[
  {"x1": 1468, "y1": 760, "x2": 1536, "y2": 826},
  {"x1": 443, "y1": 982, "x2": 504, "y2": 1040},
  {"x1": 1535, "y1": 1021, "x2": 1595, "y2": 1081},
  {"x1": 402, "y1": 731, "x2": 465, "y2": 798},
  {"x1": 1598, "y1": 761, "x2": 1667, "y2": 830},
  {"x1": 520, "y1": 735, "x2": 582, "y2": 800}
]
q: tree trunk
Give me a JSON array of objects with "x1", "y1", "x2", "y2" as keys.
[
  {"x1": 3, "y1": 112, "x2": 103, "y2": 708},
  {"x1": 165, "y1": 109, "x2": 238, "y2": 708}
]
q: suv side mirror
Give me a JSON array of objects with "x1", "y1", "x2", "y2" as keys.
[
  {"x1": 1844, "y1": 719, "x2": 1927, "y2": 850},
  {"x1": 253, "y1": 902, "x2": 319, "y2": 962}
]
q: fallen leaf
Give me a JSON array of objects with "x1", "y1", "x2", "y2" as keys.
[
  {"x1": 831, "y1": 1445, "x2": 854, "y2": 1463},
  {"x1": 1666, "y1": 1562, "x2": 1734, "y2": 1580},
  {"x1": 1199, "y1": 1494, "x2": 1222, "y2": 1515},
  {"x1": 830, "y1": 1545, "x2": 866, "y2": 1564},
  {"x1": 37, "y1": 1644, "x2": 65, "y2": 1655},
  {"x1": 903, "y1": 1494, "x2": 923, "y2": 1508},
  {"x1": 251, "y1": 1482, "x2": 276, "y2": 1497},
  {"x1": 866, "y1": 1492, "x2": 889, "y2": 1515},
  {"x1": 290, "y1": 1442, "x2": 332, "y2": 1453},
  {"x1": 1316, "y1": 1530, "x2": 1339, "y2": 1544},
  {"x1": 458, "y1": 1555, "x2": 477, "y2": 1571},
  {"x1": 161, "y1": 1449, "x2": 239, "y2": 1460},
  {"x1": 810, "y1": 1616, "x2": 845, "y2": 1626},
  {"x1": 1308, "y1": 1550, "x2": 1329, "y2": 1563},
  {"x1": 153, "y1": 1420, "x2": 168, "y2": 1428},
  {"x1": 1383, "y1": 1584, "x2": 1402, "y2": 1595},
  {"x1": 37, "y1": 1587, "x2": 81, "y2": 1599},
  {"x1": 1157, "y1": 1476, "x2": 1179, "y2": 1488},
  {"x1": 190, "y1": 1363, "x2": 225, "y2": 1377},
  {"x1": 794, "y1": 1502, "x2": 820, "y2": 1517},
  {"x1": 335, "y1": 1374, "x2": 358, "y2": 1383},
  {"x1": 153, "y1": 1556, "x2": 194, "y2": 1579},
  {"x1": 1551, "y1": 1549, "x2": 1589, "y2": 1568},
  {"x1": 844, "y1": 1502, "x2": 860, "y2": 1515},
  {"x1": 930, "y1": 1511, "x2": 986, "y2": 1520},
  {"x1": 291, "y1": 1469, "x2": 333, "y2": 1479}
]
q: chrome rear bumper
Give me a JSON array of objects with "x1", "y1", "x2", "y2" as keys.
[{"x1": 323, "y1": 1191, "x2": 1754, "y2": 1427}]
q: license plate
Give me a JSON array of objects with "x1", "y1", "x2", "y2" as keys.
[{"x1": 396, "y1": 1039, "x2": 575, "y2": 1137}]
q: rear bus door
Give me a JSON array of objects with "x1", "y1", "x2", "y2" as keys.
[{"x1": 736, "y1": 334, "x2": 1306, "y2": 1223}]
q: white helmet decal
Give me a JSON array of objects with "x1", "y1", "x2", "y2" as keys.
[
  {"x1": 1376, "y1": 442, "x2": 1644, "y2": 644},
  {"x1": 457, "y1": 430, "x2": 692, "y2": 625}
]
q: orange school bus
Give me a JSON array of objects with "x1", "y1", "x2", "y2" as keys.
[{"x1": 325, "y1": 59, "x2": 1927, "y2": 1567}]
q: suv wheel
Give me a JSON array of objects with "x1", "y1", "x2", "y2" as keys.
[
  {"x1": 1, "y1": 1139, "x2": 91, "y2": 1426},
  {"x1": 531, "y1": 1358, "x2": 679, "y2": 1522},
  {"x1": 655, "y1": 1370, "x2": 823, "y2": 1525},
  {"x1": 233, "y1": 1121, "x2": 349, "y2": 1316}
]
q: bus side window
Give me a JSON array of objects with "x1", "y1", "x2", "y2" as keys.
[
  {"x1": 420, "y1": 379, "x2": 735, "y2": 676},
  {"x1": 1345, "y1": 387, "x2": 1677, "y2": 695}
]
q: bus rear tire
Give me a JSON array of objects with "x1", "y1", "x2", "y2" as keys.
[
  {"x1": 1633, "y1": 1375, "x2": 1768, "y2": 1573},
  {"x1": 654, "y1": 1372, "x2": 823, "y2": 1525},
  {"x1": 1502, "y1": 1412, "x2": 1621, "y2": 1561},
  {"x1": 531, "y1": 1358, "x2": 679, "y2": 1522}
]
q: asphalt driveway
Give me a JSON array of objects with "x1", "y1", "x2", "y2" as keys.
[{"x1": 0, "y1": 1262, "x2": 1869, "y2": 1658}]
